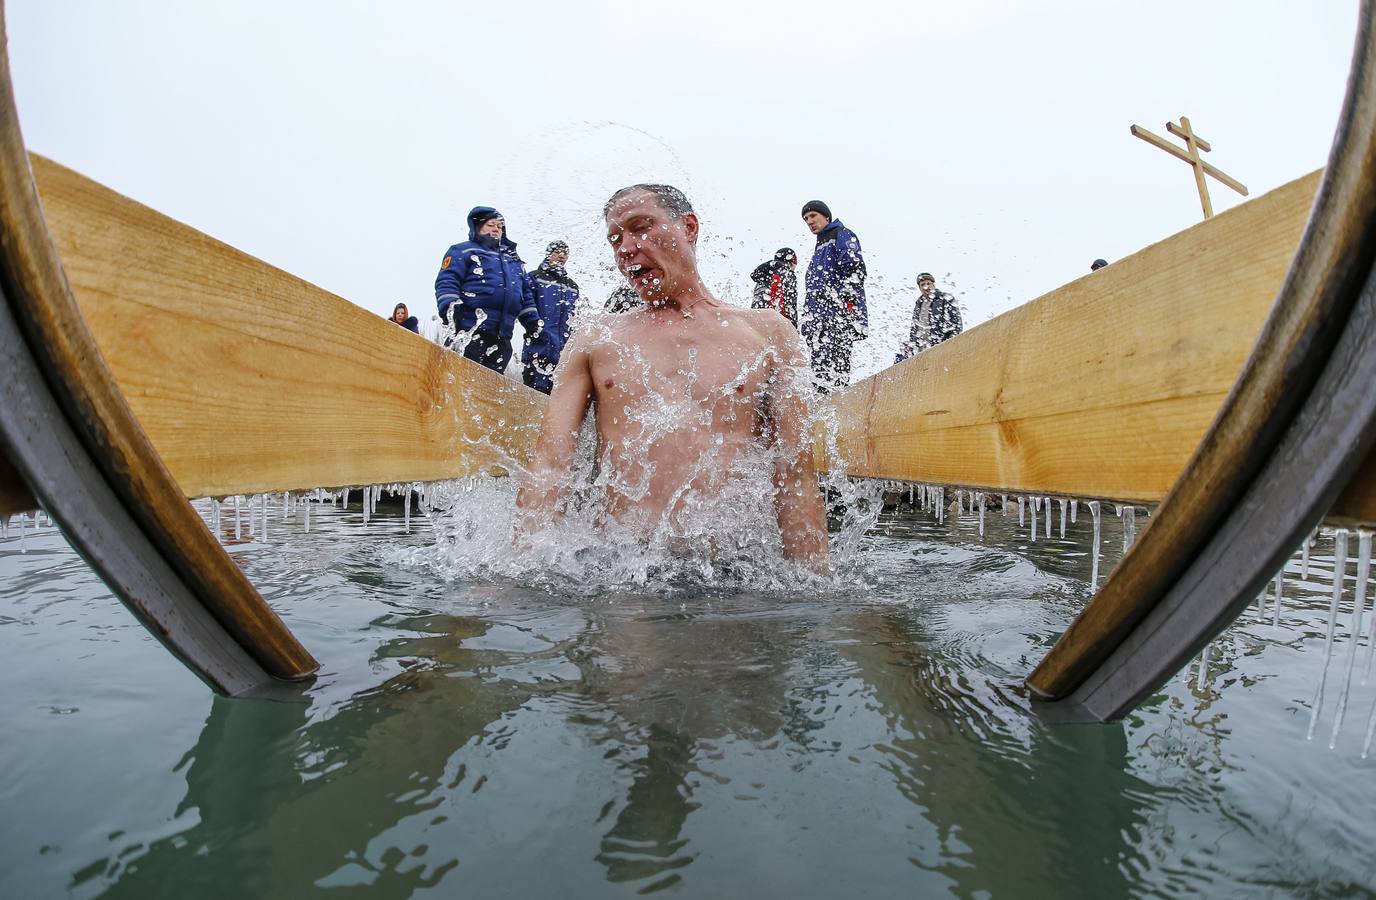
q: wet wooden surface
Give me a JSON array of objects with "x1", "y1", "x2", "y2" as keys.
[{"x1": 32, "y1": 154, "x2": 546, "y2": 501}]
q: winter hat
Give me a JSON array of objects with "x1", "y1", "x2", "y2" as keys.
[
  {"x1": 472, "y1": 208, "x2": 503, "y2": 228},
  {"x1": 916, "y1": 272, "x2": 935, "y2": 283},
  {"x1": 800, "y1": 200, "x2": 832, "y2": 221},
  {"x1": 775, "y1": 247, "x2": 798, "y2": 264},
  {"x1": 546, "y1": 240, "x2": 569, "y2": 255},
  {"x1": 1091, "y1": 258, "x2": 1109, "y2": 271}
]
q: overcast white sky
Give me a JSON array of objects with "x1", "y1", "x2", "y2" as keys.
[{"x1": 6, "y1": 1, "x2": 1359, "y2": 378}]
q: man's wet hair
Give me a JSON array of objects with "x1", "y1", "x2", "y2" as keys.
[{"x1": 603, "y1": 183, "x2": 694, "y2": 219}]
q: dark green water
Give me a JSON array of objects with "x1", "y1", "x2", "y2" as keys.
[{"x1": 1, "y1": 497, "x2": 1373, "y2": 898}]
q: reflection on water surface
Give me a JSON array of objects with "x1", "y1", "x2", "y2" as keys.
[{"x1": 1, "y1": 498, "x2": 1373, "y2": 898}]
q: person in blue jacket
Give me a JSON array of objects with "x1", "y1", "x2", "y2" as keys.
[
  {"x1": 522, "y1": 240, "x2": 581, "y2": 394},
  {"x1": 800, "y1": 200, "x2": 867, "y2": 392},
  {"x1": 434, "y1": 206, "x2": 538, "y2": 374}
]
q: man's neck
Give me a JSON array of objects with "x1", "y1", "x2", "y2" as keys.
[{"x1": 646, "y1": 277, "x2": 714, "y2": 315}]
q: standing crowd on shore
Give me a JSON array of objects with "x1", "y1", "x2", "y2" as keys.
[{"x1": 389, "y1": 197, "x2": 983, "y2": 395}]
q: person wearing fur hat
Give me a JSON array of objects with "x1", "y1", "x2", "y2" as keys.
[
  {"x1": 800, "y1": 200, "x2": 867, "y2": 391},
  {"x1": 434, "y1": 206, "x2": 539, "y2": 374}
]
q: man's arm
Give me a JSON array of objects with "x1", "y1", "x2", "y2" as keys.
[
  {"x1": 512, "y1": 332, "x2": 595, "y2": 533},
  {"x1": 762, "y1": 315, "x2": 829, "y2": 571}
]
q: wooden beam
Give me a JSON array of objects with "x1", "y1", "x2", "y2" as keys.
[
  {"x1": 1167, "y1": 119, "x2": 1212, "y2": 152},
  {"x1": 1130, "y1": 124, "x2": 1249, "y2": 196},
  {"x1": 820, "y1": 170, "x2": 1324, "y2": 501},
  {"x1": 31, "y1": 154, "x2": 546, "y2": 500}
]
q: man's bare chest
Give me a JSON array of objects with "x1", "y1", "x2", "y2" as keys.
[{"x1": 591, "y1": 327, "x2": 774, "y2": 408}]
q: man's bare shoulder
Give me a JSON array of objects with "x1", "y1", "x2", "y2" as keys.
[{"x1": 735, "y1": 307, "x2": 803, "y2": 349}]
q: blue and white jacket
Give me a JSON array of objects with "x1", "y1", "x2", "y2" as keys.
[
  {"x1": 523, "y1": 261, "x2": 580, "y2": 364},
  {"x1": 434, "y1": 207, "x2": 538, "y2": 340},
  {"x1": 803, "y1": 219, "x2": 868, "y2": 334}
]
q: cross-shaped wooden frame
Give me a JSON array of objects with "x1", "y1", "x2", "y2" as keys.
[{"x1": 1131, "y1": 116, "x2": 1248, "y2": 219}]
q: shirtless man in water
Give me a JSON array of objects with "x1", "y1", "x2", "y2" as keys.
[{"x1": 514, "y1": 184, "x2": 828, "y2": 569}]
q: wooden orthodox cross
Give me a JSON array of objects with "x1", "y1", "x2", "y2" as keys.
[{"x1": 1130, "y1": 116, "x2": 1248, "y2": 219}]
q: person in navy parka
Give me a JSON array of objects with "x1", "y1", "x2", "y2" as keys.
[
  {"x1": 434, "y1": 206, "x2": 539, "y2": 374},
  {"x1": 522, "y1": 240, "x2": 581, "y2": 395},
  {"x1": 800, "y1": 200, "x2": 867, "y2": 392}
]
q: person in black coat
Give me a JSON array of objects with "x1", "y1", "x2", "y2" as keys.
[
  {"x1": 390, "y1": 302, "x2": 420, "y2": 334},
  {"x1": 749, "y1": 247, "x2": 799, "y2": 327},
  {"x1": 895, "y1": 272, "x2": 962, "y2": 363}
]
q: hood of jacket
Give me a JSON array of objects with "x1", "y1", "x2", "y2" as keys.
[{"x1": 467, "y1": 205, "x2": 520, "y2": 255}]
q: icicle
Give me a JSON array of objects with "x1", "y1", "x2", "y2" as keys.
[
  {"x1": 1271, "y1": 569, "x2": 1284, "y2": 626},
  {"x1": 1044, "y1": 496, "x2": 1052, "y2": 538},
  {"x1": 1196, "y1": 643, "x2": 1210, "y2": 690},
  {"x1": 404, "y1": 486, "x2": 412, "y2": 532},
  {"x1": 1307, "y1": 529, "x2": 1349, "y2": 740},
  {"x1": 260, "y1": 494, "x2": 269, "y2": 541},
  {"x1": 977, "y1": 492, "x2": 985, "y2": 539},
  {"x1": 1360, "y1": 530, "x2": 1376, "y2": 685},
  {"x1": 1059, "y1": 499, "x2": 1068, "y2": 538},
  {"x1": 1029, "y1": 497, "x2": 1038, "y2": 542},
  {"x1": 1089, "y1": 500, "x2": 1102, "y2": 588},
  {"x1": 1331, "y1": 530, "x2": 1371, "y2": 747},
  {"x1": 304, "y1": 492, "x2": 312, "y2": 532},
  {"x1": 343, "y1": 487, "x2": 350, "y2": 509},
  {"x1": 282, "y1": 492, "x2": 289, "y2": 521},
  {"x1": 1301, "y1": 528, "x2": 1315, "y2": 581},
  {"x1": 1070, "y1": 499, "x2": 1078, "y2": 524},
  {"x1": 1121, "y1": 506, "x2": 1137, "y2": 551},
  {"x1": 1018, "y1": 496, "x2": 1025, "y2": 527},
  {"x1": 1001, "y1": 493, "x2": 1007, "y2": 517},
  {"x1": 937, "y1": 486, "x2": 945, "y2": 524},
  {"x1": 234, "y1": 496, "x2": 242, "y2": 540},
  {"x1": 211, "y1": 499, "x2": 221, "y2": 541},
  {"x1": 1364, "y1": 696, "x2": 1376, "y2": 759},
  {"x1": 17, "y1": 512, "x2": 27, "y2": 552},
  {"x1": 363, "y1": 487, "x2": 371, "y2": 526}
]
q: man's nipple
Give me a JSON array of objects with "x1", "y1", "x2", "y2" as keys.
[{"x1": 604, "y1": 378, "x2": 615, "y2": 390}]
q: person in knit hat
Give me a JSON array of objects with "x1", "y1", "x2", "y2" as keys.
[
  {"x1": 521, "y1": 240, "x2": 581, "y2": 394},
  {"x1": 800, "y1": 200, "x2": 867, "y2": 392},
  {"x1": 895, "y1": 272, "x2": 962, "y2": 363},
  {"x1": 749, "y1": 247, "x2": 799, "y2": 327}
]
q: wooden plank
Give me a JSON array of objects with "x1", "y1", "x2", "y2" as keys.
[
  {"x1": 31, "y1": 154, "x2": 546, "y2": 499},
  {"x1": 821, "y1": 170, "x2": 1322, "y2": 502}
]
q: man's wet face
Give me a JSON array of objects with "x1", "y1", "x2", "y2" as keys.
[
  {"x1": 918, "y1": 278, "x2": 935, "y2": 296},
  {"x1": 479, "y1": 217, "x2": 504, "y2": 239},
  {"x1": 548, "y1": 248, "x2": 569, "y2": 266},
  {"x1": 605, "y1": 191, "x2": 696, "y2": 302},
  {"x1": 803, "y1": 211, "x2": 829, "y2": 234}
]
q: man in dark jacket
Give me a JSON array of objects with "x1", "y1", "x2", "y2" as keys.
[
  {"x1": 895, "y1": 272, "x2": 963, "y2": 363},
  {"x1": 522, "y1": 240, "x2": 581, "y2": 394},
  {"x1": 800, "y1": 200, "x2": 867, "y2": 391},
  {"x1": 749, "y1": 248, "x2": 798, "y2": 327},
  {"x1": 434, "y1": 206, "x2": 539, "y2": 374}
]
